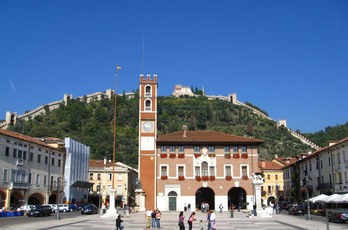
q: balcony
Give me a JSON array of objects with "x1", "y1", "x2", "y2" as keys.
[
  {"x1": 16, "y1": 159, "x2": 24, "y2": 166},
  {"x1": 13, "y1": 182, "x2": 29, "y2": 189},
  {"x1": 335, "y1": 184, "x2": 343, "y2": 191},
  {"x1": 317, "y1": 183, "x2": 332, "y2": 190}
]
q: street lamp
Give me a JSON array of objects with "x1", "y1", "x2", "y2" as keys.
[{"x1": 300, "y1": 176, "x2": 312, "y2": 220}]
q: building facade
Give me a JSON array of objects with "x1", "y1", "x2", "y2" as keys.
[
  {"x1": 88, "y1": 159, "x2": 138, "y2": 208},
  {"x1": 0, "y1": 129, "x2": 64, "y2": 209},
  {"x1": 138, "y1": 74, "x2": 264, "y2": 211}
]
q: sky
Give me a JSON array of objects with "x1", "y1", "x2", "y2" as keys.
[{"x1": 1, "y1": 0, "x2": 347, "y2": 133}]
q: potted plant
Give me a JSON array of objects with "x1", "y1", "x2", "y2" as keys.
[
  {"x1": 178, "y1": 154, "x2": 185, "y2": 159},
  {"x1": 241, "y1": 153, "x2": 248, "y2": 159},
  {"x1": 194, "y1": 153, "x2": 201, "y2": 158},
  {"x1": 169, "y1": 153, "x2": 176, "y2": 158},
  {"x1": 160, "y1": 153, "x2": 167, "y2": 158},
  {"x1": 226, "y1": 176, "x2": 232, "y2": 181},
  {"x1": 178, "y1": 176, "x2": 185, "y2": 181},
  {"x1": 233, "y1": 154, "x2": 240, "y2": 159},
  {"x1": 195, "y1": 176, "x2": 202, "y2": 181},
  {"x1": 161, "y1": 175, "x2": 168, "y2": 180},
  {"x1": 209, "y1": 176, "x2": 215, "y2": 181},
  {"x1": 208, "y1": 153, "x2": 215, "y2": 158},
  {"x1": 224, "y1": 154, "x2": 231, "y2": 158},
  {"x1": 202, "y1": 176, "x2": 209, "y2": 181},
  {"x1": 242, "y1": 175, "x2": 248, "y2": 180}
]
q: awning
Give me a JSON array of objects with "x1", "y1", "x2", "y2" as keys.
[{"x1": 70, "y1": 181, "x2": 94, "y2": 188}]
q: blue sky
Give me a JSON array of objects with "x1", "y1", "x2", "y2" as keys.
[{"x1": 1, "y1": 0, "x2": 347, "y2": 133}]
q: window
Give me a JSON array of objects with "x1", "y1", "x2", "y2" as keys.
[
  {"x1": 38, "y1": 154, "x2": 41, "y2": 163},
  {"x1": 51, "y1": 158, "x2": 55, "y2": 166},
  {"x1": 178, "y1": 146, "x2": 184, "y2": 153},
  {"x1": 145, "y1": 85, "x2": 151, "y2": 96},
  {"x1": 13, "y1": 149, "x2": 17, "y2": 158},
  {"x1": 225, "y1": 166, "x2": 231, "y2": 177},
  {"x1": 5, "y1": 147, "x2": 9, "y2": 156},
  {"x1": 195, "y1": 166, "x2": 200, "y2": 177},
  {"x1": 97, "y1": 184, "x2": 101, "y2": 192},
  {"x1": 30, "y1": 152, "x2": 33, "y2": 161},
  {"x1": 170, "y1": 146, "x2": 175, "y2": 153},
  {"x1": 3, "y1": 169, "x2": 8, "y2": 182},
  {"x1": 161, "y1": 146, "x2": 167, "y2": 154},
  {"x1": 233, "y1": 146, "x2": 238, "y2": 153},
  {"x1": 36, "y1": 174, "x2": 40, "y2": 185},
  {"x1": 267, "y1": 174, "x2": 270, "y2": 180},
  {"x1": 208, "y1": 146, "x2": 214, "y2": 153},
  {"x1": 18, "y1": 150, "x2": 22, "y2": 159},
  {"x1": 97, "y1": 173, "x2": 101, "y2": 180},
  {"x1": 44, "y1": 175, "x2": 47, "y2": 186},
  {"x1": 89, "y1": 173, "x2": 94, "y2": 180},
  {"x1": 209, "y1": 166, "x2": 215, "y2": 176},
  {"x1": 224, "y1": 146, "x2": 230, "y2": 154},
  {"x1": 118, "y1": 174, "x2": 122, "y2": 181},
  {"x1": 275, "y1": 174, "x2": 278, "y2": 180},
  {"x1": 161, "y1": 166, "x2": 168, "y2": 176},
  {"x1": 241, "y1": 146, "x2": 247, "y2": 153},
  {"x1": 329, "y1": 158, "x2": 331, "y2": 166},
  {"x1": 28, "y1": 173, "x2": 32, "y2": 184},
  {"x1": 23, "y1": 151, "x2": 27, "y2": 160},
  {"x1": 194, "y1": 146, "x2": 200, "y2": 153},
  {"x1": 242, "y1": 166, "x2": 248, "y2": 177},
  {"x1": 117, "y1": 185, "x2": 122, "y2": 195},
  {"x1": 202, "y1": 162, "x2": 208, "y2": 176},
  {"x1": 58, "y1": 159, "x2": 61, "y2": 167},
  {"x1": 178, "y1": 166, "x2": 184, "y2": 177},
  {"x1": 108, "y1": 173, "x2": 112, "y2": 180},
  {"x1": 145, "y1": 99, "x2": 151, "y2": 111}
]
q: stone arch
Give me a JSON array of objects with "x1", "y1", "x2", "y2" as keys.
[
  {"x1": 28, "y1": 192, "x2": 45, "y2": 205},
  {"x1": 196, "y1": 187, "x2": 215, "y2": 210},
  {"x1": 10, "y1": 190, "x2": 24, "y2": 208},
  {"x1": 49, "y1": 193, "x2": 58, "y2": 204},
  {"x1": 227, "y1": 187, "x2": 247, "y2": 210}
]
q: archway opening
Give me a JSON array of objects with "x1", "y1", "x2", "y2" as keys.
[
  {"x1": 195, "y1": 187, "x2": 215, "y2": 210},
  {"x1": 49, "y1": 194, "x2": 58, "y2": 204},
  {"x1": 28, "y1": 193, "x2": 44, "y2": 205},
  {"x1": 227, "y1": 187, "x2": 246, "y2": 210}
]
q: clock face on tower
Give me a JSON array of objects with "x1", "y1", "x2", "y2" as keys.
[{"x1": 142, "y1": 121, "x2": 154, "y2": 132}]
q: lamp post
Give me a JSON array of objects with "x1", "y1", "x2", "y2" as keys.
[{"x1": 300, "y1": 176, "x2": 312, "y2": 220}]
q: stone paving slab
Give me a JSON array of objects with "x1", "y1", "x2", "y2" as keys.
[{"x1": 5, "y1": 210, "x2": 346, "y2": 230}]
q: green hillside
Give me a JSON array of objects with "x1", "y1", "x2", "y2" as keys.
[{"x1": 8, "y1": 93, "x2": 324, "y2": 167}]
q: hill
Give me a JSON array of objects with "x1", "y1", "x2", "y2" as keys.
[{"x1": 7, "y1": 94, "x2": 331, "y2": 167}]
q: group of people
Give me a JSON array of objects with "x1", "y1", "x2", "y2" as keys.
[
  {"x1": 183, "y1": 203, "x2": 192, "y2": 212},
  {"x1": 145, "y1": 208, "x2": 162, "y2": 229},
  {"x1": 179, "y1": 209, "x2": 216, "y2": 230},
  {"x1": 200, "y1": 202, "x2": 210, "y2": 213}
]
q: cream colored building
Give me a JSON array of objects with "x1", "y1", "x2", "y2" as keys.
[{"x1": 89, "y1": 159, "x2": 138, "y2": 208}]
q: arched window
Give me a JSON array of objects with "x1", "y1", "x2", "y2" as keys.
[
  {"x1": 202, "y1": 162, "x2": 208, "y2": 176},
  {"x1": 168, "y1": 191, "x2": 178, "y2": 196},
  {"x1": 145, "y1": 99, "x2": 151, "y2": 111},
  {"x1": 145, "y1": 85, "x2": 151, "y2": 96}
]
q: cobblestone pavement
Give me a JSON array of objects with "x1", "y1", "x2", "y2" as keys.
[{"x1": 4, "y1": 210, "x2": 346, "y2": 230}]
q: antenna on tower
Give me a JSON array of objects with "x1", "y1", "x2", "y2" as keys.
[{"x1": 142, "y1": 35, "x2": 145, "y2": 74}]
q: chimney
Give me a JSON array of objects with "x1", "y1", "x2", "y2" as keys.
[
  {"x1": 104, "y1": 157, "x2": 107, "y2": 166},
  {"x1": 183, "y1": 125, "x2": 187, "y2": 137},
  {"x1": 261, "y1": 160, "x2": 266, "y2": 168}
]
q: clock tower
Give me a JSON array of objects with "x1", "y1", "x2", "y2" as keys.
[{"x1": 138, "y1": 74, "x2": 158, "y2": 209}]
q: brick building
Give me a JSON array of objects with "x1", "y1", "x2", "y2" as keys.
[{"x1": 138, "y1": 74, "x2": 264, "y2": 211}]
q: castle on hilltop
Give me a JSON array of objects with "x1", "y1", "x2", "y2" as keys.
[
  {"x1": 0, "y1": 89, "x2": 134, "y2": 130},
  {"x1": 0, "y1": 84, "x2": 319, "y2": 150}
]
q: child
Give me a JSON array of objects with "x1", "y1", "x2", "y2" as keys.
[{"x1": 199, "y1": 220, "x2": 206, "y2": 230}]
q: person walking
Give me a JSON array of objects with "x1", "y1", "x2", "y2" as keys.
[
  {"x1": 209, "y1": 210, "x2": 216, "y2": 230},
  {"x1": 116, "y1": 214, "x2": 124, "y2": 230},
  {"x1": 187, "y1": 212, "x2": 196, "y2": 230},
  {"x1": 178, "y1": 211, "x2": 185, "y2": 230},
  {"x1": 219, "y1": 204, "x2": 223, "y2": 213},
  {"x1": 155, "y1": 209, "x2": 161, "y2": 228}
]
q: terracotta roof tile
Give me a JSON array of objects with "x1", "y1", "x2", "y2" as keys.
[
  {"x1": 0, "y1": 129, "x2": 61, "y2": 151},
  {"x1": 157, "y1": 131, "x2": 264, "y2": 145}
]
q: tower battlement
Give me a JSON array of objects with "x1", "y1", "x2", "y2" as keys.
[{"x1": 140, "y1": 74, "x2": 157, "y2": 83}]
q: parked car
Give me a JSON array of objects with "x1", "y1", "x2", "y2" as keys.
[
  {"x1": 17, "y1": 205, "x2": 36, "y2": 213},
  {"x1": 328, "y1": 209, "x2": 348, "y2": 223},
  {"x1": 27, "y1": 205, "x2": 52, "y2": 217},
  {"x1": 58, "y1": 204, "x2": 70, "y2": 212},
  {"x1": 288, "y1": 204, "x2": 305, "y2": 215},
  {"x1": 69, "y1": 204, "x2": 78, "y2": 212},
  {"x1": 46, "y1": 204, "x2": 58, "y2": 213},
  {"x1": 81, "y1": 204, "x2": 99, "y2": 215}
]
